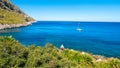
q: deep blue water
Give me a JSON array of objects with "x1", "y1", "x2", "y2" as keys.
[{"x1": 0, "y1": 21, "x2": 120, "y2": 58}]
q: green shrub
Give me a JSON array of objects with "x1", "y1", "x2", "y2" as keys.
[
  {"x1": 0, "y1": 36, "x2": 120, "y2": 68},
  {"x1": 0, "y1": 9, "x2": 34, "y2": 24}
]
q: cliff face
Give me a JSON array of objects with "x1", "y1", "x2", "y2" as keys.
[
  {"x1": 0, "y1": 0, "x2": 22, "y2": 12},
  {"x1": 0, "y1": 0, "x2": 35, "y2": 25}
]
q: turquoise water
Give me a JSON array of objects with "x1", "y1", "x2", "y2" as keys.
[{"x1": 0, "y1": 21, "x2": 120, "y2": 58}]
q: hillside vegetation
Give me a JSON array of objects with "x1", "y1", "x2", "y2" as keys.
[
  {"x1": 0, "y1": 36, "x2": 120, "y2": 68},
  {"x1": 0, "y1": 0, "x2": 34, "y2": 24}
]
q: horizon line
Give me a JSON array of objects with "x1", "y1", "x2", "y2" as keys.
[{"x1": 36, "y1": 20, "x2": 120, "y2": 23}]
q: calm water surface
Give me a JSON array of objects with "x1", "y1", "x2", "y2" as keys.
[{"x1": 0, "y1": 21, "x2": 120, "y2": 58}]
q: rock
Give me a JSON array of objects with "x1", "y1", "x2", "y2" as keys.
[
  {"x1": 60, "y1": 44, "x2": 64, "y2": 50},
  {"x1": 0, "y1": 21, "x2": 35, "y2": 30},
  {"x1": 0, "y1": 0, "x2": 35, "y2": 29}
]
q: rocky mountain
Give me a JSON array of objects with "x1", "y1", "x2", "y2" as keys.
[{"x1": 0, "y1": 0, "x2": 35, "y2": 28}]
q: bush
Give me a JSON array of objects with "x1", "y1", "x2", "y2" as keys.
[{"x1": 0, "y1": 36, "x2": 120, "y2": 68}]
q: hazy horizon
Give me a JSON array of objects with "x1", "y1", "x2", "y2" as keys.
[{"x1": 36, "y1": 20, "x2": 120, "y2": 22}]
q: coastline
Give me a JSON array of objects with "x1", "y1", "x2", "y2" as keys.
[{"x1": 0, "y1": 21, "x2": 36, "y2": 30}]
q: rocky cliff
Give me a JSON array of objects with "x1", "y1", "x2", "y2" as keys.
[{"x1": 0, "y1": 0, "x2": 35, "y2": 29}]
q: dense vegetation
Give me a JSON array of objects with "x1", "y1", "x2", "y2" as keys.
[
  {"x1": 0, "y1": 0, "x2": 34, "y2": 24},
  {"x1": 0, "y1": 36, "x2": 120, "y2": 68},
  {"x1": 0, "y1": 9, "x2": 25, "y2": 24}
]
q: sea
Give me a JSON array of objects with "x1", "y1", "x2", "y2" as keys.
[{"x1": 0, "y1": 21, "x2": 120, "y2": 58}]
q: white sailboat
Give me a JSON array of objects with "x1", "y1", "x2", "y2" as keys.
[{"x1": 76, "y1": 23, "x2": 82, "y2": 31}]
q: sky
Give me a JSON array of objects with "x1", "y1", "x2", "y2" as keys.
[{"x1": 11, "y1": 0, "x2": 120, "y2": 22}]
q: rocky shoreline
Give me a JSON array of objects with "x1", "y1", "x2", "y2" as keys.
[{"x1": 0, "y1": 21, "x2": 36, "y2": 30}]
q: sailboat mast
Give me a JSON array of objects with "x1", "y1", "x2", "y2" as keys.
[{"x1": 76, "y1": 22, "x2": 82, "y2": 31}]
